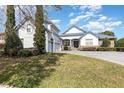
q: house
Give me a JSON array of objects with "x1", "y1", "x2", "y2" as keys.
[
  {"x1": 60, "y1": 26, "x2": 115, "y2": 50},
  {"x1": 0, "y1": 17, "x2": 62, "y2": 52}
]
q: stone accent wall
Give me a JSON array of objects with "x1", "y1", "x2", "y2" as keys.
[
  {"x1": 99, "y1": 39, "x2": 115, "y2": 48},
  {"x1": 109, "y1": 40, "x2": 115, "y2": 48}
]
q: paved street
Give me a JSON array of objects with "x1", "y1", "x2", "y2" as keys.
[{"x1": 59, "y1": 51, "x2": 124, "y2": 65}]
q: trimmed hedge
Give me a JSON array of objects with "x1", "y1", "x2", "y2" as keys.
[
  {"x1": 64, "y1": 46, "x2": 68, "y2": 50},
  {"x1": 97, "y1": 47, "x2": 124, "y2": 51},
  {"x1": 63, "y1": 46, "x2": 71, "y2": 51},
  {"x1": 116, "y1": 47, "x2": 124, "y2": 52},
  {"x1": 78, "y1": 47, "x2": 97, "y2": 51},
  {"x1": 17, "y1": 49, "x2": 32, "y2": 57},
  {"x1": 97, "y1": 47, "x2": 116, "y2": 51}
]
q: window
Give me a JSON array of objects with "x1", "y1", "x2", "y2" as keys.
[
  {"x1": 85, "y1": 39, "x2": 93, "y2": 46},
  {"x1": 27, "y1": 24, "x2": 32, "y2": 33}
]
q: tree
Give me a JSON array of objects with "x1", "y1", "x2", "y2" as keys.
[
  {"x1": 34, "y1": 5, "x2": 45, "y2": 53},
  {"x1": 101, "y1": 38, "x2": 110, "y2": 47},
  {"x1": 101, "y1": 31, "x2": 115, "y2": 36},
  {"x1": 4, "y1": 5, "x2": 23, "y2": 56},
  {"x1": 116, "y1": 38, "x2": 124, "y2": 47},
  {"x1": 4, "y1": 31, "x2": 23, "y2": 56}
]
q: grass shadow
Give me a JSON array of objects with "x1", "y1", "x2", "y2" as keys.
[{"x1": 0, "y1": 53, "x2": 65, "y2": 88}]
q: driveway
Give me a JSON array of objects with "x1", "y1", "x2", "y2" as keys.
[{"x1": 58, "y1": 51, "x2": 124, "y2": 65}]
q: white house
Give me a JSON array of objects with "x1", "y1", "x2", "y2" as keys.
[
  {"x1": 15, "y1": 17, "x2": 61, "y2": 52},
  {"x1": 60, "y1": 26, "x2": 115, "y2": 50}
]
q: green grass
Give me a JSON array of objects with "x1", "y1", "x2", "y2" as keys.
[{"x1": 0, "y1": 53, "x2": 124, "y2": 88}]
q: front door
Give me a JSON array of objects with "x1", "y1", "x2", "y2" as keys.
[{"x1": 73, "y1": 40, "x2": 79, "y2": 48}]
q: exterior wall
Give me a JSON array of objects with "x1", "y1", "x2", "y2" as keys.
[
  {"x1": 18, "y1": 20, "x2": 35, "y2": 48},
  {"x1": 18, "y1": 20, "x2": 61, "y2": 52},
  {"x1": 80, "y1": 33, "x2": 99, "y2": 47},
  {"x1": 99, "y1": 39, "x2": 115, "y2": 47},
  {"x1": 109, "y1": 40, "x2": 115, "y2": 47},
  {"x1": 65, "y1": 27, "x2": 83, "y2": 34},
  {"x1": 45, "y1": 30, "x2": 61, "y2": 52}
]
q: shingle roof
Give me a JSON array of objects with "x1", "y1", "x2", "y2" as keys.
[
  {"x1": 61, "y1": 30, "x2": 116, "y2": 39},
  {"x1": 15, "y1": 16, "x2": 60, "y2": 32},
  {"x1": 96, "y1": 33, "x2": 116, "y2": 39},
  {"x1": 60, "y1": 33, "x2": 85, "y2": 37}
]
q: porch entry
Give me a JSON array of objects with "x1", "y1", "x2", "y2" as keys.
[
  {"x1": 73, "y1": 40, "x2": 79, "y2": 48},
  {"x1": 63, "y1": 39, "x2": 79, "y2": 48}
]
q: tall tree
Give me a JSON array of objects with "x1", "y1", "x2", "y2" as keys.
[
  {"x1": 101, "y1": 31, "x2": 115, "y2": 36},
  {"x1": 34, "y1": 5, "x2": 45, "y2": 53},
  {"x1": 4, "y1": 5, "x2": 23, "y2": 56},
  {"x1": 5, "y1": 5, "x2": 15, "y2": 38}
]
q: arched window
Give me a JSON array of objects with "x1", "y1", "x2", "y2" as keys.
[{"x1": 27, "y1": 24, "x2": 32, "y2": 33}]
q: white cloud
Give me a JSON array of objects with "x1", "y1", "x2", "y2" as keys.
[
  {"x1": 104, "y1": 21, "x2": 122, "y2": 27},
  {"x1": 82, "y1": 20, "x2": 122, "y2": 32},
  {"x1": 69, "y1": 12, "x2": 74, "y2": 17},
  {"x1": 69, "y1": 11, "x2": 94, "y2": 25},
  {"x1": 69, "y1": 5, "x2": 102, "y2": 25},
  {"x1": 71, "y1": 5, "x2": 79, "y2": 10},
  {"x1": 80, "y1": 5, "x2": 102, "y2": 12},
  {"x1": 68, "y1": 5, "x2": 122, "y2": 33},
  {"x1": 51, "y1": 19, "x2": 61, "y2": 28},
  {"x1": 51, "y1": 19, "x2": 61, "y2": 24},
  {"x1": 98, "y1": 16, "x2": 108, "y2": 21}
]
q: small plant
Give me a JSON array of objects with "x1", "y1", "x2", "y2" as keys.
[
  {"x1": 97, "y1": 47, "x2": 116, "y2": 51},
  {"x1": 64, "y1": 45, "x2": 69, "y2": 50},
  {"x1": 116, "y1": 47, "x2": 124, "y2": 52},
  {"x1": 79, "y1": 46, "x2": 97, "y2": 51},
  {"x1": 17, "y1": 49, "x2": 32, "y2": 57},
  {"x1": 31, "y1": 49, "x2": 40, "y2": 56}
]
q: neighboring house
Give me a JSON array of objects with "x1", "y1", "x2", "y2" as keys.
[
  {"x1": 0, "y1": 32, "x2": 5, "y2": 44},
  {"x1": 0, "y1": 17, "x2": 62, "y2": 52},
  {"x1": 60, "y1": 26, "x2": 115, "y2": 49}
]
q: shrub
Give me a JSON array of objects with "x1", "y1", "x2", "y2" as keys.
[
  {"x1": 0, "y1": 50, "x2": 4, "y2": 57},
  {"x1": 101, "y1": 38, "x2": 110, "y2": 47},
  {"x1": 4, "y1": 31, "x2": 23, "y2": 56},
  {"x1": 64, "y1": 45, "x2": 69, "y2": 50},
  {"x1": 79, "y1": 47, "x2": 97, "y2": 51},
  {"x1": 0, "y1": 44, "x2": 4, "y2": 49},
  {"x1": 116, "y1": 38, "x2": 124, "y2": 47},
  {"x1": 17, "y1": 49, "x2": 32, "y2": 57},
  {"x1": 31, "y1": 49, "x2": 40, "y2": 56},
  {"x1": 63, "y1": 46, "x2": 71, "y2": 51},
  {"x1": 116, "y1": 47, "x2": 124, "y2": 52},
  {"x1": 97, "y1": 47, "x2": 116, "y2": 51}
]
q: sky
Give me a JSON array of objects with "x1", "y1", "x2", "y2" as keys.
[
  {"x1": 0, "y1": 5, "x2": 124, "y2": 39},
  {"x1": 47, "y1": 5, "x2": 124, "y2": 39}
]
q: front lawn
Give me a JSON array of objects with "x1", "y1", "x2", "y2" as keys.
[{"x1": 0, "y1": 53, "x2": 124, "y2": 88}]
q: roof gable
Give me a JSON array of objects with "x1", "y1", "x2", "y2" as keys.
[{"x1": 63, "y1": 25, "x2": 86, "y2": 35}]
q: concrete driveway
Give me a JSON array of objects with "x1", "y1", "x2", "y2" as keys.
[{"x1": 59, "y1": 51, "x2": 124, "y2": 65}]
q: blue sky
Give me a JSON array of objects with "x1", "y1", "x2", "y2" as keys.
[
  {"x1": 0, "y1": 5, "x2": 124, "y2": 39},
  {"x1": 47, "y1": 5, "x2": 124, "y2": 39}
]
